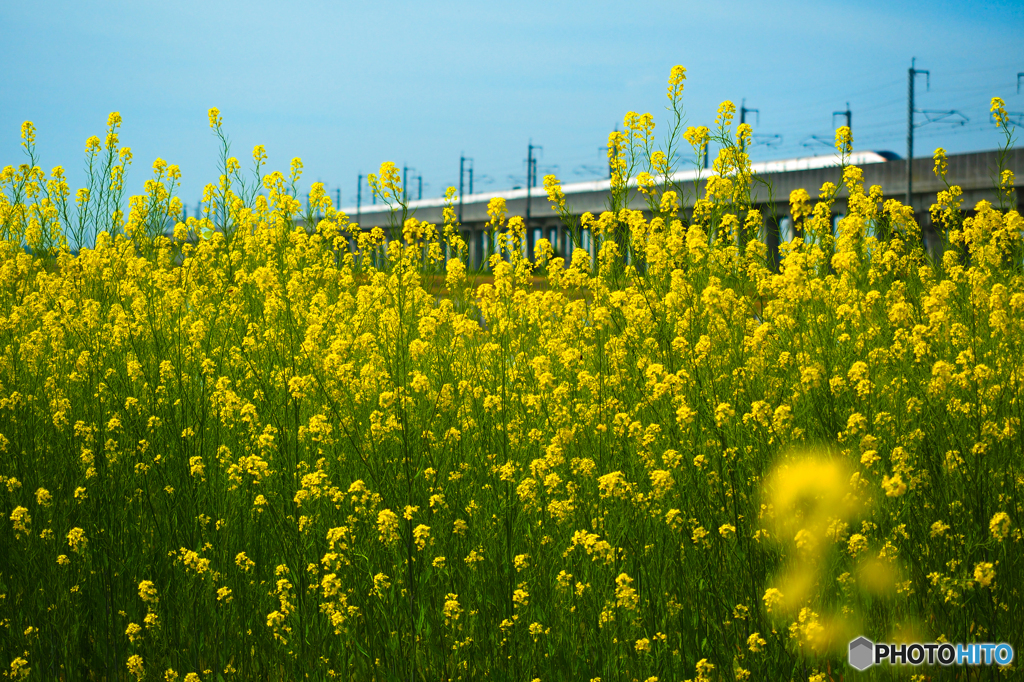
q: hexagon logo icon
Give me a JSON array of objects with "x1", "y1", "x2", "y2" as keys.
[{"x1": 849, "y1": 636, "x2": 875, "y2": 671}]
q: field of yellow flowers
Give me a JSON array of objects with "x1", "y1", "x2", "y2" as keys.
[{"x1": 1, "y1": 67, "x2": 1022, "y2": 681}]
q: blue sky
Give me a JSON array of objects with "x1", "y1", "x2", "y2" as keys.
[{"x1": 3, "y1": 0, "x2": 1023, "y2": 213}]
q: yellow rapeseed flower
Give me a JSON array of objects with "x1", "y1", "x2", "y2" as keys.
[
  {"x1": 991, "y1": 97, "x2": 1008, "y2": 128},
  {"x1": 933, "y1": 148, "x2": 948, "y2": 179},
  {"x1": 413, "y1": 524, "x2": 431, "y2": 551},
  {"x1": 882, "y1": 474, "x2": 907, "y2": 498},
  {"x1": 138, "y1": 580, "x2": 158, "y2": 604},
  {"x1": 715, "y1": 101, "x2": 736, "y2": 128},
  {"x1": 377, "y1": 509, "x2": 400, "y2": 546},
  {"x1": 486, "y1": 196, "x2": 507, "y2": 229},
  {"x1": 10, "y1": 506, "x2": 30, "y2": 538},
  {"x1": 127, "y1": 654, "x2": 144, "y2": 681},
  {"x1": 835, "y1": 125, "x2": 853, "y2": 155},
  {"x1": 847, "y1": 533, "x2": 868, "y2": 557},
  {"x1": 694, "y1": 658, "x2": 715, "y2": 681},
  {"x1": 737, "y1": 123, "x2": 753, "y2": 147},
  {"x1": 443, "y1": 593, "x2": 461, "y2": 626},
  {"x1": 973, "y1": 562, "x2": 996, "y2": 588},
  {"x1": 762, "y1": 587, "x2": 784, "y2": 614},
  {"x1": 236, "y1": 552, "x2": 255, "y2": 572},
  {"x1": 20, "y1": 121, "x2": 35, "y2": 147},
  {"x1": 9, "y1": 656, "x2": 29, "y2": 680},
  {"x1": 990, "y1": 512, "x2": 1011, "y2": 542},
  {"x1": 615, "y1": 573, "x2": 638, "y2": 610},
  {"x1": 543, "y1": 175, "x2": 566, "y2": 210},
  {"x1": 666, "y1": 64, "x2": 686, "y2": 102},
  {"x1": 683, "y1": 126, "x2": 709, "y2": 152}
]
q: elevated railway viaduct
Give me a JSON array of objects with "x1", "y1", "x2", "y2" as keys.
[{"x1": 336, "y1": 148, "x2": 1022, "y2": 269}]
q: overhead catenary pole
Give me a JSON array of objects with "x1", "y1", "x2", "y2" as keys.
[
  {"x1": 834, "y1": 102, "x2": 852, "y2": 134},
  {"x1": 602, "y1": 125, "x2": 619, "y2": 179},
  {"x1": 737, "y1": 99, "x2": 783, "y2": 150},
  {"x1": 357, "y1": 173, "x2": 363, "y2": 223},
  {"x1": 459, "y1": 155, "x2": 465, "y2": 223},
  {"x1": 739, "y1": 98, "x2": 759, "y2": 126},
  {"x1": 908, "y1": 58, "x2": 931, "y2": 209},
  {"x1": 525, "y1": 141, "x2": 536, "y2": 232},
  {"x1": 457, "y1": 157, "x2": 473, "y2": 221}
]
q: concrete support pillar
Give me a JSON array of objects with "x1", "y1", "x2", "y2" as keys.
[
  {"x1": 470, "y1": 230, "x2": 480, "y2": 270},
  {"x1": 764, "y1": 214, "x2": 781, "y2": 271}
]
